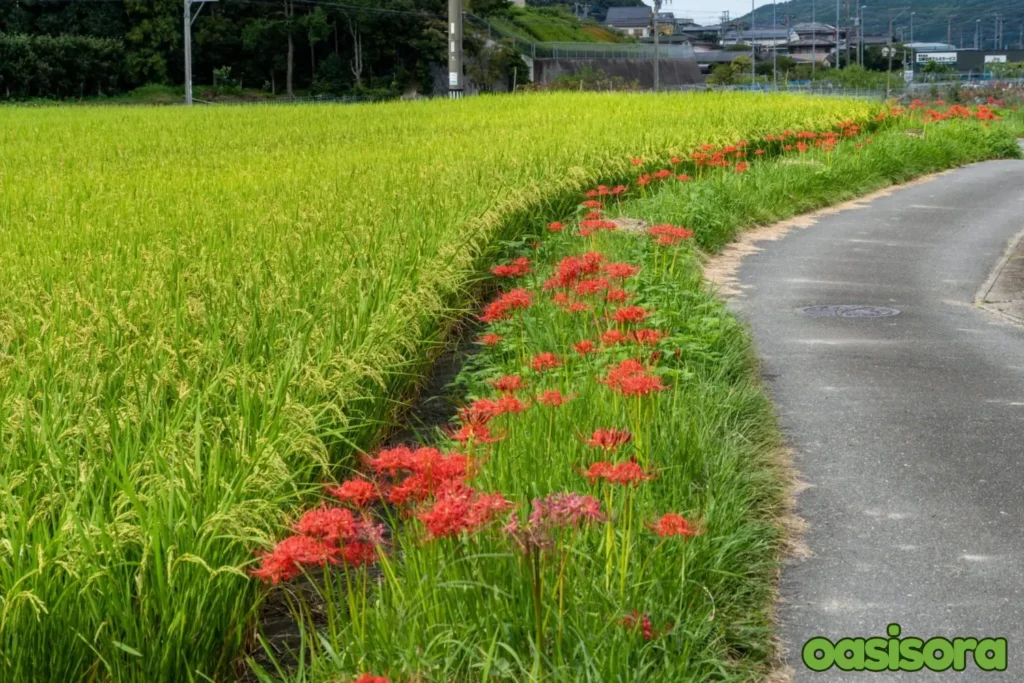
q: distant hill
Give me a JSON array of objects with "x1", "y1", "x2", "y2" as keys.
[{"x1": 736, "y1": 0, "x2": 1023, "y2": 48}]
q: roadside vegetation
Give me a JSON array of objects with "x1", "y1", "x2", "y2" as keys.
[
  {"x1": 247, "y1": 104, "x2": 1021, "y2": 682},
  {"x1": 0, "y1": 93, "x2": 879, "y2": 682}
]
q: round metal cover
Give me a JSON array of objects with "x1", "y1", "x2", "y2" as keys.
[{"x1": 799, "y1": 305, "x2": 901, "y2": 318}]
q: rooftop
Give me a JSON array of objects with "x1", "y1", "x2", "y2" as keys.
[{"x1": 605, "y1": 6, "x2": 652, "y2": 28}]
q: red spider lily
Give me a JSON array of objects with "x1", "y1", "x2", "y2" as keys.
[
  {"x1": 650, "y1": 512, "x2": 700, "y2": 538},
  {"x1": 630, "y1": 328, "x2": 665, "y2": 345},
  {"x1": 367, "y1": 446, "x2": 468, "y2": 482},
  {"x1": 754, "y1": 149, "x2": 765, "y2": 156},
  {"x1": 676, "y1": 174, "x2": 691, "y2": 182},
  {"x1": 565, "y1": 302, "x2": 590, "y2": 314},
  {"x1": 637, "y1": 174, "x2": 652, "y2": 187},
  {"x1": 574, "y1": 339, "x2": 596, "y2": 355},
  {"x1": 293, "y1": 505, "x2": 359, "y2": 546},
  {"x1": 578, "y1": 219, "x2": 618, "y2": 237},
  {"x1": 601, "y1": 329, "x2": 626, "y2": 345},
  {"x1": 601, "y1": 358, "x2": 666, "y2": 397},
  {"x1": 341, "y1": 540, "x2": 378, "y2": 566},
  {"x1": 538, "y1": 390, "x2": 571, "y2": 407},
  {"x1": 418, "y1": 485, "x2": 514, "y2": 538},
  {"x1": 649, "y1": 224, "x2": 694, "y2": 246},
  {"x1": 479, "y1": 333, "x2": 502, "y2": 347},
  {"x1": 612, "y1": 305, "x2": 648, "y2": 325},
  {"x1": 448, "y1": 421, "x2": 503, "y2": 444},
  {"x1": 496, "y1": 395, "x2": 528, "y2": 415},
  {"x1": 506, "y1": 492, "x2": 604, "y2": 553},
  {"x1": 460, "y1": 396, "x2": 527, "y2": 425},
  {"x1": 251, "y1": 535, "x2": 339, "y2": 585},
  {"x1": 796, "y1": 142, "x2": 809, "y2": 153},
  {"x1": 584, "y1": 210, "x2": 603, "y2": 220},
  {"x1": 630, "y1": 157, "x2": 643, "y2": 166},
  {"x1": 491, "y1": 374, "x2": 525, "y2": 393},
  {"x1": 545, "y1": 252, "x2": 604, "y2": 289},
  {"x1": 552, "y1": 291, "x2": 571, "y2": 307},
  {"x1": 575, "y1": 276, "x2": 610, "y2": 297},
  {"x1": 480, "y1": 288, "x2": 533, "y2": 323},
  {"x1": 548, "y1": 221, "x2": 565, "y2": 232},
  {"x1": 603, "y1": 262, "x2": 639, "y2": 280},
  {"x1": 581, "y1": 199, "x2": 602, "y2": 209},
  {"x1": 611, "y1": 184, "x2": 628, "y2": 195},
  {"x1": 584, "y1": 460, "x2": 651, "y2": 486},
  {"x1": 327, "y1": 479, "x2": 378, "y2": 508},
  {"x1": 531, "y1": 352, "x2": 561, "y2": 373},
  {"x1": 699, "y1": 143, "x2": 715, "y2": 151},
  {"x1": 669, "y1": 156, "x2": 681, "y2": 164},
  {"x1": 491, "y1": 257, "x2": 531, "y2": 278},
  {"x1": 734, "y1": 162, "x2": 749, "y2": 174},
  {"x1": 606, "y1": 288, "x2": 629, "y2": 303},
  {"x1": 354, "y1": 674, "x2": 390, "y2": 683},
  {"x1": 621, "y1": 611, "x2": 673, "y2": 641},
  {"x1": 585, "y1": 428, "x2": 632, "y2": 451},
  {"x1": 653, "y1": 169, "x2": 672, "y2": 180}
]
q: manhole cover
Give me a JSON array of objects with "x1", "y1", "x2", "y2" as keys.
[{"x1": 799, "y1": 305, "x2": 901, "y2": 318}]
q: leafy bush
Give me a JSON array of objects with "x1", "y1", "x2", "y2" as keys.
[{"x1": 0, "y1": 33, "x2": 125, "y2": 99}]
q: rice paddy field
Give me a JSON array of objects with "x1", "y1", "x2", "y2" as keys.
[{"x1": 0, "y1": 92, "x2": 899, "y2": 682}]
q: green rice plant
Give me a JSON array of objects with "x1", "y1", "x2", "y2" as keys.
[{"x1": 0, "y1": 93, "x2": 880, "y2": 682}]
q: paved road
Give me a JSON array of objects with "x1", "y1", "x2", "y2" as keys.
[{"x1": 730, "y1": 158, "x2": 1024, "y2": 680}]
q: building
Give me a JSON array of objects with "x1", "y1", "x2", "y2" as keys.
[
  {"x1": 787, "y1": 37, "x2": 837, "y2": 64},
  {"x1": 655, "y1": 12, "x2": 676, "y2": 35},
  {"x1": 605, "y1": 7, "x2": 653, "y2": 38},
  {"x1": 913, "y1": 49, "x2": 1024, "y2": 74},
  {"x1": 791, "y1": 22, "x2": 838, "y2": 41},
  {"x1": 721, "y1": 28, "x2": 794, "y2": 49}
]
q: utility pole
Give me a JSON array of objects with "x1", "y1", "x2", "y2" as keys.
[
  {"x1": 751, "y1": 0, "x2": 757, "y2": 86},
  {"x1": 448, "y1": 0, "x2": 463, "y2": 98},
  {"x1": 183, "y1": 0, "x2": 215, "y2": 105},
  {"x1": 812, "y1": 0, "x2": 817, "y2": 76},
  {"x1": 975, "y1": 19, "x2": 980, "y2": 50},
  {"x1": 947, "y1": 14, "x2": 955, "y2": 47},
  {"x1": 910, "y1": 11, "x2": 915, "y2": 43},
  {"x1": 846, "y1": 0, "x2": 852, "y2": 67},
  {"x1": 886, "y1": 8, "x2": 907, "y2": 98},
  {"x1": 859, "y1": 5, "x2": 866, "y2": 67},
  {"x1": 836, "y1": 0, "x2": 841, "y2": 68},
  {"x1": 774, "y1": 0, "x2": 778, "y2": 83},
  {"x1": 653, "y1": 0, "x2": 660, "y2": 92}
]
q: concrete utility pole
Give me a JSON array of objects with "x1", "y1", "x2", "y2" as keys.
[
  {"x1": 975, "y1": 19, "x2": 980, "y2": 50},
  {"x1": 947, "y1": 14, "x2": 955, "y2": 47},
  {"x1": 653, "y1": 0, "x2": 660, "y2": 92},
  {"x1": 836, "y1": 0, "x2": 841, "y2": 68},
  {"x1": 183, "y1": 0, "x2": 215, "y2": 105},
  {"x1": 885, "y1": 8, "x2": 907, "y2": 98},
  {"x1": 448, "y1": 0, "x2": 463, "y2": 98},
  {"x1": 910, "y1": 11, "x2": 915, "y2": 43},
  {"x1": 774, "y1": 0, "x2": 778, "y2": 82},
  {"x1": 751, "y1": 0, "x2": 756, "y2": 85},
  {"x1": 859, "y1": 5, "x2": 866, "y2": 67},
  {"x1": 846, "y1": 0, "x2": 852, "y2": 67},
  {"x1": 812, "y1": 0, "x2": 817, "y2": 76}
]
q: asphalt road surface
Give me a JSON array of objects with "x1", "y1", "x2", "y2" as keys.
[{"x1": 730, "y1": 157, "x2": 1024, "y2": 680}]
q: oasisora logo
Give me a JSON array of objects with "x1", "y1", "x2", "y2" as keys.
[{"x1": 802, "y1": 624, "x2": 1007, "y2": 673}]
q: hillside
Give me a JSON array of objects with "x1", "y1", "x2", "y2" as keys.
[
  {"x1": 739, "y1": 0, "x2": 1023, "y2": 48},
  {"x1": 483, "y1": 5, "x2": 626, "y2": 43}
]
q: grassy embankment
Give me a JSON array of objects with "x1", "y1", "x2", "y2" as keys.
[{"x1": 255, "y1": 113, "x2": 1021, "y2": 681}]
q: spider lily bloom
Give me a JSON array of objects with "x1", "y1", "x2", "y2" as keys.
[
  {"x1": 575, "y1": 276, "x2": 610, "y2": 297},
  {"x1": 545, "y1": 252, "x2": 604, "y2": 289},
  {"x1": 601, "y1": 358, "x2": 666, "y2": 397},
  {"x1": 292, "y1": 505, "x2": 359, "y2": 546},
  {"x1": 531, "y1": 352, "x2": 561, "y2": 373},
  {"x1": 327, "y1": 479, "x2": 379, "y2": 508},
  {"x1": 506, "y1": 492, "x2": 604, "y2": 553},
  {"x1": 585, "y1": 428, "x2": 632, "y2": 451},
  {"x1": 354, "y1": 674, "x2": 390, "y2": 683},
  {"x1": 491, "y1": 374, "x2": 525, "y2": 393},
  {"x1": 610, "y1": 185, "x2": 628, "y2": 195},
  {"x1": 650, "y1": 512, "x2": 700, "y2": 538},
  {"x1": 676, "y1": 174, "x2": 691, "y2": 182},
  {"x1": 605, "y1": 288, "x2": 629, "y2": 303},
  {"x1": 630, "y1": 157, "x2": 643, "y2": 166},
  {"x1": 734, "y1": 162, "x2": 749, "y2": 174},
  {"x1": 669, "y1": 156, "x2": 681, "y2": 164},
  {"x1": 448, "y1": 421, "x2": 503, "y2": 445},
  {"x1": 630, "y1": 328, "x2": 665, "y2": 346},
  {"x1": 637, "y1": 174, "x2": 653, "y2": 187},
  {"x1": 250, "y1": 535, "x2": 339, "y2": 585},
  {"x1": 417, "y1": 486, "x2": 514, "y2": 538},
  {"x1": 548, "y1": 221, "x2": 565, "y2": 232},
  {"x1": 754, "y1": 149, "x2": 765, "y2": 156},
  {"x1": 574, "y1": 339, "x2": 596, "y2": 355},
  {"x1": 584, "y1": 460, "x2": 651, "y2": 486},
  {"x1": 601, "y1": 329, "x2": 626, "y2": 346},
  {"x1": 653, "y1": 169, "x2": 672, "y2": 180},
  {"x1": 612, "y1": 305, "x2": 648, "y2": 325},
  {"x1": 565, "y1": 302, "x2": 590, "y2": 314},
  {"x1": 538, "y1": 390, "x2": 571, "y2": 407},
  {"x1": 602, "y1": 262, "x2": 639, "y2": 280},
  {"x1": 622, "y1": 611, "x2": 654, "y2": 640},
  {"x1": 584, "y1": 210, "x2": 603, "y2": 220},
  {"x1": 491, "y1": 257, "x2": 531, "y2": 278},
  {"x1": 480, "y1": 288, "x2": 533, "y2": 323},
  {"x1": 581, "y1": 199, "x2": 602, "y2": 209},
  {"x1": 648, "y1": 224, "x2": 694, "y2": 246},
  {"x1": 479, "y1": 333, "x2": 502, "y2": 347}
]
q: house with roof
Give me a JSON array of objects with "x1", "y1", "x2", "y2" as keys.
[
  {"x1": 791, "y1": 22, "x2": 838, "y2": 41},
  {"x1": 605, "y1": 6, "x2": 653, "y2": 38},
  {"x1": 787, "y1": 37, "x2": 837, "y2": 63},
  {"x1": 721, "y1": 27, "x2": 794, "y2": 49}
]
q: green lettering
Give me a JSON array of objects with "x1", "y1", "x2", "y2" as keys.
[
  {"x1": 802, "y1": 637, "x2": 835, "y2": 672},
  {"x1": 975, "y1": 638, "x2": 1007, "y2": 671},
  {"x1": 900, "y1": 637, "x2": 925, "y2": 671},
  {"x1": 887, "y1": 624, "x2": 902, "y2": 671},
  {"x1": 952, "y1": 638, "x2": 977, "y2": 671},
  {"x1": 924, "y1": 637, "x2": 954, "y2": 671},
  {"x1": 833, "y1": 638, "x2": 865, "y2": 671},
  {"x1": 864, "y1": 637, "x2": 889, "y2": 672}
]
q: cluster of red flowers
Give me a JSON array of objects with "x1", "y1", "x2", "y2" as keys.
[
  {"x1": 531, "y1": 352, "x2": 561, "y2": 372},
  {"x1": 492, "y1": 374, "x2": 525, "y2": 393},
  {"x1": 544, "y1": 252, "x2": 603, "y2": 289},
  {"x1": 651, "y1": 512, "x2": 700, "y2": 538},
  {"x1": 648, "y1": 224, "x2": 694, "y2": 246},
  {"x1": 417, "y1": 485, "x2": 514, "y2": 538},
  {"x1": 506, "y1": 492, "x2": 605, "y2": 552},
  {"x1": 621, "y1": 610, "x2": 674, "y2": 641},
  {"x1": 601, "y1": 358, "x2": 666, "y2": 397},
  {"x1": 611, "y1": 305, "x2": 648, "y2": 325},
  {"x1": 479, "y1": 333, "x2": 502, "y2": 347},
  {"x1": 585, "y1": 184, "x2": 627, "y2": 198},
  {"x1": 585, "y1": 428, "x2": 632, "y2": 451},
  {"x1": 480, "y1": 288, "x2": 533, "y2": 323},
  {"x1": 354, "y1": 675, "x2": 390, "y2": 683},
  {"x1": 584, "y1": 460, "x2": 652, "y2": 486},
  {"x1": 491, "y1": 257, "x2": 531, "y2": 278}
]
